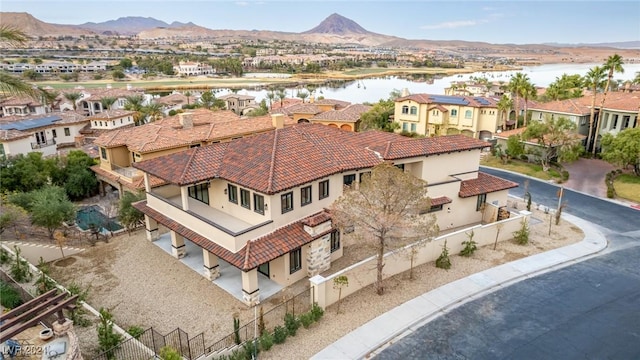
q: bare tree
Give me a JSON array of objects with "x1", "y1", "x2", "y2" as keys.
[{"x1": 331, "y1": 163, "x2": 438, "y2": 295}]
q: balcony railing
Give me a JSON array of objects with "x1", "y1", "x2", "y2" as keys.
[
  {"x1": 31, "y1": 139, "x2": 56, "y2": 149},
  {"x1": 112, "y1": 164, "x2": 139, "y2": 179}
]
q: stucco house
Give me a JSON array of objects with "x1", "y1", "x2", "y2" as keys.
[
  {"x1": 218, "y1": 94, "x2": 257, "y2": 115},
  {"x1": 0, "y1": 112, "x2": 90, "y2": 159},
  {"x1": 131, "y1": 123, "x2": 517, "y2": 305},
  {"x1": 393, "y1": 94, "x2": 501, "y2": 140},
  {"x1": 91, "y1": 109, "x2": 296, "y2": 195},
  {"x1": 0, "y1": 96, "x2": 48, "y2": 117}
]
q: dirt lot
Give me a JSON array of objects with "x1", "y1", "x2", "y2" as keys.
[{"x1": 44, "y1": 198, "x2": 583, "y2": 358}]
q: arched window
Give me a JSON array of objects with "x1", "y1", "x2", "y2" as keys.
[
  {"x1": 402, "y1": 105, "x2": 409, "y2": 114},
  {"x1": 465, "y1": 110, "x2": 472, "y2": 118},
  {"x1": 410, "y1": 106, "x2": 417, "y2": 115}
]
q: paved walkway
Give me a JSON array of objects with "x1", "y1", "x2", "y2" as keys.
[
  {"x1": 311, "y1": 213, "x2": 607, "y2": 360},
  {"x1": 561, "y1": 158, "x2": 615, "y2": 198}
]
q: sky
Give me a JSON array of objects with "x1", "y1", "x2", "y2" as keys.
[{"x1": 2, "y1": 0, "x2": 640, "y2": 44}]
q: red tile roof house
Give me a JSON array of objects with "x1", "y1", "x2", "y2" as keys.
[{"x1": 132, "y1": 123, "x2": 517, "y2": 306}]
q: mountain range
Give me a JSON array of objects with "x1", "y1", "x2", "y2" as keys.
[{"x1": 1, "y1": 11, "x2": 638, "y2": 50}]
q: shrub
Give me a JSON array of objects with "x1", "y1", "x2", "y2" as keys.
[
  {"x1": 0, "y1": 248, "x2": 10, "y2": 264},
  {"x1": 459, "y1": 231, "x2": 477, "y2": 257},
  {"x1": 0, "y1": 281, "x2": 23, "y2": 309},
  {"x1": 233, "y1": 315, "x2": 241, "y2": 345},
  {"x1": 10, "y1": 246, "x2": 32, "y2": 283},
  {"x1": 311, "y1": 303, "x2": 324, "y2": 322},
  {"x1": 259, "y1": 330, "x2": 274, "y2": 351},
  {"x1": 127, "y1": 326, "x2": 145, "y2": 339},
  {"x1": 243, "y1": 339, "x2": 259, "y2": 358},
  {"x1": 299, "y1": 312, "x2": 314, "y2": 329},
  {"x1": 513, "y1": 219, "x2": 530, "y2": 245},
  {"x1": 158, "y1": 346, "x2": 181, "y2": 360},
  {"x1": 273, "y1": 325, "x2": 287, "y2": 344},
  {"x1": 97, "y1": 308, "x2": 124, "y2": 359},
  {"x1": 284, "y1": 313, "x2": 300, "y2": 336},
  {"x1": 436, "y1": 240, "x2": 451, "y2": 270}
]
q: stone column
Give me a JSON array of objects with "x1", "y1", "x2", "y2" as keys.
[
  {"x1": 203, "y1": 249, "x2": 220, "y2": 280},
  {"x1": 241, "y1": 269, "x2": 260, "y2": 306},
  {"x1": 307, "y1": 235, "x2": 331, "y2": 277},
  {"x1": 180, "y1": 186, "x2": 190, "y2": 211},
  {"x1": 309, "y1": 275, "x2": 327, "y2": 310},
  {"x1": 170, "y1": 231, "x2": 186, "y2": 258},
  {"x1": 143, "y1": 173, "x2": 151, "y2": 193},
  {"x1": 144, "y1": 215, "x2": 159, "y2": 241}
]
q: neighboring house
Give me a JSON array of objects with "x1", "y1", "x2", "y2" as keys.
[
  {"x1": 153, "y1": 92, "x2": 197, "y2": 115},
  {"x1": 596, "y1": 94, "x2": 639, "y2": 139},
  {"x1": 132, "y1": 123, "x2": 517, "y2": 305},
  {"x1": 394, "y1": 94, "x2": 500, "y2": 140},
  {"x1": 0, "y1": 112, "x2": 90, "y2": 159},
  {"x1": 173, "y1": 61, "x2": 214, "y2": 76},
  {"x1": 309, "y1": 103, "x2": 371, "y2": 132},
  {"x1": 87, "y1": 109, "x2": 136, "y2": 130},
  {"x1": 529, "y1": 98, "x2": 591, "y2": 138},
  {"x1": 76, "y1": 86, "x2": 146, "y2": 116},
  {"x1": 91, "y1": 109, "x2": 295, "y2": 195},
  {"x1": 0, "y1": 60, "x2": 107, "y2": 74},
  {"x1": 218, "y1": 94, "x2": 257, "y2": 115},
  {"x1": 0, "y1": 97, "x2": 48, "y2": 117},
  {"x1": 274, "y1": 98, "x2": 351, "y2": 124}
]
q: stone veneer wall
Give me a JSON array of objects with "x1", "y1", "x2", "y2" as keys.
[{"x1": 307, "y1": 234, "x2": 331, "y2": 277}]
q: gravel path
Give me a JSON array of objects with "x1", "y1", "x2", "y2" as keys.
[{"x1": 47, "y1": 201, "x2": 583, "y2": 359}]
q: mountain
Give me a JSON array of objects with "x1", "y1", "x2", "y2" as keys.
[
  {"x1": 0, "y1": 12, "x2": 94, "y2": 37},
  {"x1": 81, "y1": 17, "x2": 167, "y2": 35},
  {"x1": 303, "y1": 13, "x2": 371, "y2": 35},
  {"x1": 543, "y1": 41, "x2": 640, "y2": 49}
]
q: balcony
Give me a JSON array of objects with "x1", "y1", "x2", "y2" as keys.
[
  {"x1": 146, "y1": 192, "x2": 273, "y2": 253},
  {"x1": 31, "y1": 139, "x2": 56, "y2": 149},
  {"x1": 112, "y1": 164, "x2": 140, "y2": 179}
]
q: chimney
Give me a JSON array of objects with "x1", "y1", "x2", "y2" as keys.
[
  {"x1": 179, "y1": 112, "x2": 193, "y2": 129},
  {"x1": 309, "y1": 96, "x2": 315, "y2": 103},
  {"x1": 271, "y1": 114, "x2": 285, "y2": 129}
]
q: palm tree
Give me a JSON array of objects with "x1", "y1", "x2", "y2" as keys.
[
  {"x1": 276, "y1": 88, "x2": 286, "y2": 108},
  {"x1": 497, "y1": 95, "x2": 513, "y2": 131},
  {"x1": 592, "y1": 54, "x2": 624, "y2": 155},
  {"x1": 64, "y1": 92, "x2": 81, "y2": 111},
  {"x1": 508, "y1": 72, "x2": 528, "y2": 128},
  {"x1": 143, "y1": 103, "x2": 163, "y2": 123},
  {"x1": 297, "y1": 90, "x2": 309, "y2": 103},
  {"x1": 100, "y1": 96, "x2": 117, "y2": 113},
  {"x1": 520, "y1": 81, "x2": 536, "y2": 127},
  {"x1": 124, "y1": 95, "x2": 145, "y2": 125},
  {"x1": 266, "y1": 90, "x2": 275, "y2": 110},
  {"x1": 184, "y1": 91, "x2": 192, "y2": 105},
  {"x1": 0, "y1": 25, "x2": 38, "y2": 99},
  {"x1": 583, "y1": 66, "x2": 607, "y2": 152}
]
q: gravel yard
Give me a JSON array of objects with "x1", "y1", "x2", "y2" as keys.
[{"x1": 47, "y1": 200, "x2": 583, "y2": 359}]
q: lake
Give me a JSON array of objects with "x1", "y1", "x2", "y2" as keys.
[{"x1": 212, "y1": 63, "x2": 640, "y2": 104}]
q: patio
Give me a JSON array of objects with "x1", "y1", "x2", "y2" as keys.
[{"x1": 154, "y1": 232, "x2": 283, "y2": 302}]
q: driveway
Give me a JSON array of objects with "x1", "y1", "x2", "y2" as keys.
[{"x1": 561, "y1": 158, "x2": 615, "y2": 198}]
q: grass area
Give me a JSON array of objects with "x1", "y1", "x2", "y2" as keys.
[
  {"x1": 481, "y1": 155, "x2": 563, "y2": 181},
  {"x1": 614, "y1": 174, "x2": 640, "y2": 203}
]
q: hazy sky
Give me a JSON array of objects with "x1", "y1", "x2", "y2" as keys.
[{"x1": 3, "y1": 0, "x2": 640, "y2": 44}]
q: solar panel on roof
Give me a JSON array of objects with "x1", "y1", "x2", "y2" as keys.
[
  {"x1": 429, "y1": 95, "x2": 469, "y2": 106},
  {"x1": 0, "y1": 115, "x2": 62, "y2": 131},
  {"x1": 474, "y1": 97, "x2": 491, "y2": 105}
]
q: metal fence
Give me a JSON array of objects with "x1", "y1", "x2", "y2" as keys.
[{"x1": 92, "y1": 286, "x2": 313, "y2": 359}]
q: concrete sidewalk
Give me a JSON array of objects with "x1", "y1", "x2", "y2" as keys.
[{"x1": 311, "y1": 213, "x2": 607, "y2": 360}]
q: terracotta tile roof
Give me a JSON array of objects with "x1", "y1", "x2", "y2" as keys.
[
  {"x1": 301, "y1": 211, "x2": 332, "y2": 227},
  {"x1": 87, "y1": 110, "x2": 135, "y2": 120},
  {"x1": 601, "y1": 94, "x2": 640, "y2": 112},
  {"x1": 310, "y1": 104, "x2": 371, "y2": 123},
  {"x1": 459, "y1": 172, "x2": 518, "y2": 198},
  {"x1": 396, "y1": 94, "x2": 497, "y2": 108},
  {"x1": 134, "y1": 201, "x2": 331, "y2": 270},
  {"x1": 82, "y1": 88, "x2": 144, "y2": 102},
  {"x1": 275, "y1": 103, "x2": 322, "y2": 116},
  {"x1": 134, "y1": 124, "x2": 492, "y2": 194},
  {"x1": 494, "y1": 128, "x2": 526, "y2": 139},
  {"x1": 219, "y1": 94, "x2": 255, "y2": 100},
  {"x1": 0, "y1": 111, "x2": 90, "y2": 141},
  {"x1": 528, "y1": 98, "x2": 592, "y2": 115},
  {"x1": 153, "y1": 93, "x2": 196, "y2": 106},
  {"x1": 0, "y1": 96, "x2": 43, "y2": 107},
  {"x1": 269, "y1": 98, "x2": 303, "y2": 110},
  {"x1": 91, "y1": 165, "x2": 166, "y2": 191},
  {"x1": 430, "y1": 196, "x2": 452, "y2": 206},
  {"x1": 312, "y1": 98, "x2": 351, "y2": 109},
  {"x1": 428, "y1": 104, "x2": 449, "y2": 112},
  {"x1": 93, "y1": 108, "x2": 294, "y2": 153}
]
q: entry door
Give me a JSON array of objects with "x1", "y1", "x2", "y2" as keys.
[{"x1": 258, "y1": 263, "x2": 269, "y2": 277}]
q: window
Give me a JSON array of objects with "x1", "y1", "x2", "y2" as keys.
[
  {"x1": 319, "y1": 180, "x2": 329, "y2": 199},
  {"x1": 432, "y1": 110, "x2": 439, "y2": 116},
  {"x1": 64, "y1": 127, "x2": 70, "y2": 136},
  {"x1": 410, "y1": 123, "x2": 416, "y2": 132},
  {"x1": 622, "y1": 116, "x2": 630, "y2": 129},
  {"x1": 395, "y1": 164, "x2": 405, "y2": 171},
  {"x1": 476, "y1": 193, "x2": 487, "y2": 211},
  {"x1": 451, "y1": 109, "x2": 457, "y2": 116},
  {"x1": 539, "y1": 113, "x2": 543, "y2": 120},
  {"x1": 290, "y1": 248, "x2": 302, "y2": 274},
  {"x1": 281, "y1": 192, "x2": 293, "y2": 213},
  {"x1": 330, "y1": 230, "x2": 340, "y2": 252},
  {"x1": 301, "y1": 186, "x2": 312, "y2": 206},
  {"x1": 359, "y1": 171, "x2": 371, "y2": 182},
  {"x1": 120, "y1": 119, "x2": 123, "y2": 124},
  {"x1": 402, "y1": 122, "x2": 408, "y2": 131},
  {"x1": 100, "y1": 147, "x2": 107, "y2": 160},
  {"x1": 402, "y1": 105, "x2": 409, "y2": 114},
  {"x1": 188, "y1": 183, "x2": 209, "y2": 205},
  {"x1": 51, "y1": 129, "x2": 57, "y2": 138},
  {"x1": 612, "y1": 115, "x2": 619, "y2": 129},
  {"x1": 343, "y1": 174, "x2": 356, "y2": 187},
  {"x1": 190, "y1": 144, "x2": 201, "y2": 148},
  {"x1": 410, "y1": 106, "x2": 417, "y2": 115},
  {"x1": 240, "y1": 189, "x2": 250, "y2": 209},
  {"x1": 602, "y1": 113, "x2": 609, "y2": 128},
  {"x1": 228, "y1": 184, "x2": 238, "y2": 204},
  {"x1": 465, "y1": 110, "x2": 472, "y2": 119},
  {"x1": 428, "y1": 204, "x2": 443, "y2": 213},
  {"x1": 254, "y1": 194, "x2": 265, "y2": 215}
]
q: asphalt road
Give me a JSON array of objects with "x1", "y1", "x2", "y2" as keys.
[{"x1": 375, "y1": 168, "x2": 640, "y2": 360}]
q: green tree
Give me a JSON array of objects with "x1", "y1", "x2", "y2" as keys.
[
  {"x1": 360, "y1": 99, "x2": 398, "y2": 132},
  {"x1": 111, "y1": 70, "x2": 125, "y2": 80},
  {"x1": 330, "y1": 163, "x2": 438, "y2": 295},
  {"x1": 100, "y1": 96, "x2": 117, "y2": 112},
  {"x1": 64, "y1": 91, "x2": 82, "y2": 111},
  {"x1": 29, "y1": 186, "x2": 76, "y2": 239},
  {"x1": 119, "y1": 57, "x2": 133, "y2": 69},
  {"x1": 124, "y1": 95, "x2": 145, "y2": 125},
  {"x1": 0, "y1": 25, "x2": 39, "y2": 98},
  {"x1": 22, "y1": 69, "x2": 41, "y2": 81},
  {"x1": 505, "y1": 134, "x2": 525, "y2": 160},
  {"x1": 508, "y1": 72, "x2": 529, "y2": 127},
  {"x1": 118, "y1": 191, "x2": 146, "y2": 233},
  {"x1": 0, "y1": 152, "x2": 55, "y2": 193},
  {"x1": 0, "y1": 201, "x2": 28, "y2": 237},
  {"x1": 497, "y1": 95, "x2": 512, "y2": 130},
  {"x1": 601, "y1": 128, "x2": 640, "y2": 176},
  {"x1": 97, "y1": 308, "x2": 124, "y2": 359},
  {"x1": 593, "y1": 54, "x2": 625, "y2": 155},
  {"x1": 276, "y1": 88, "x2": 287, "y2": 107},
  {"x1": 296, "y1": 90, "x2": 309, "y2": 103},
  {"x1": 520, "y1": 81, "x2": 536, "y2": 127},
  {"x1": 583, "y1": 66, "x2": 607, "y2": 152},
  {"x1": 523, "y1": 116, "x2": 584, "y2": 171}
]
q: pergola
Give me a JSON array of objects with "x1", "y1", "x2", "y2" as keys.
[{"x1": 0, "y1": 289, "x2": 78, "y2": 343}]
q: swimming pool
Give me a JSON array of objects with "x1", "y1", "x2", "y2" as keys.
[{"x1": 76, "y1": 205, "x2": 123, "y2": 232}]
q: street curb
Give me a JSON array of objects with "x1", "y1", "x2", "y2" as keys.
[{"x1": 311, "y1": 213, "x2": 608, "y2": 360}]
